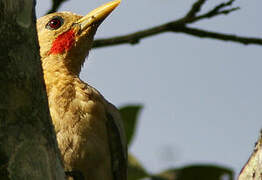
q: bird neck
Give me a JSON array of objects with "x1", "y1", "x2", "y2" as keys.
[{"x1": 41, "y1": 55, "x2": 80, "y2": 97}]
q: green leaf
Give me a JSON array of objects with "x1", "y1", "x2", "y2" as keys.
[
  {"x1": 119, "y1": 105, "x2": 143, "y2": 146},
  {"x1": 151, "y1": 164, "x2": 234, "y2": 180},
  {"x1": 128, "y1": 153, "x2": 149, "y2": 180}
]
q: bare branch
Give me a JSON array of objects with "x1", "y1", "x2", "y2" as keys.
[
  {"x1": 215, "y1": 0, "x2": 236, "y2": 10},
  {"x1": 218, "y1": 7, "x2": 240, "y2": 15},
  {"x1": 93, "y1": 24, "x2": 262, "y2": 48},
  {"x1": 186, "y1": 0, "x2": 207, "y2": 18},
  {"x1": 191, "y1": 7, "x2": 240, "y2": 23},
  {"x1": 187, "y1": 0, "x2": 239, "y2": 23},
  {"x1": 46, "y1": 0, "x2": 68, "y2": 14},
  {"x1": 93, "y1": 22, "x2": 174, "y2": 48},
  {"x1": 173, "y1": 26, "x2": 262, "y2": 45},
  {"x1": 92, "y1": 0, "x2": 257, "y2": 49}
]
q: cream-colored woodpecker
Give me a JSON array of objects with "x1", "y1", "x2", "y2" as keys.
[{"x1": 37, "y1": 1, "x2": 127, "y2": 179}]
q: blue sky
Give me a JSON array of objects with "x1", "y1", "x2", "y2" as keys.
[{"x1": 36, "y1": 0, "x2": 262, "y2": 176}]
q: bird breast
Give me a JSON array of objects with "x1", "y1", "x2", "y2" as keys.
[{"x1": 47, "y1": 78, "x2": 113, "y2": 179}]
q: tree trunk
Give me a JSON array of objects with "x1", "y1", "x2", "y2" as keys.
[{"x1": 0, "y1": 0, "x2": 65, "y2": 179}]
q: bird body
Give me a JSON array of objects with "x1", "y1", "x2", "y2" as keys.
[{"x1": 37, "y1": 1, "x2": 127, "y2": 179}]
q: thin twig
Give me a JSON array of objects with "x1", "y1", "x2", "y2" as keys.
[
  {"x1": 186, "y1": 0, "x2": 207, "y2": 18},
  {"x1": 186, "y1": 0, "x2": 240, "y2": 23},
  {"x1": 191, "y1": 7, "x2": 240, "y2": 23},
  {"x1": 46, "y1": 0, "x2": 68, "y2": 14}
]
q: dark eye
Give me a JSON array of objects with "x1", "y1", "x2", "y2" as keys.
[{"x1": 46, "y1": 16, "x2": 64, "y2": 30}]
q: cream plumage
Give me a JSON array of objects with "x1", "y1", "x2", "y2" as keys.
[{"x1": 37, "y1": 1, "x2": 127, "y2": 179}]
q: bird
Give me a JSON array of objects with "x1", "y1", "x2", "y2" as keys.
[{"x1": 36, "y1": 0, "x2": 127, "y2": 179}]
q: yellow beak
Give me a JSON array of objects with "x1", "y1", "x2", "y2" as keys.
[{"x1": 76, "y1": 0, "x2": 121, "y2": 31}]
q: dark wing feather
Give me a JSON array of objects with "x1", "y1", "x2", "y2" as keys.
[{"x1": 106, "y1": 103, "x2": 127, "y2": 180}]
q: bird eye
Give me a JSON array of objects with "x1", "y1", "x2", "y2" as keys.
[{"x1": 46, "y1": 16, "x2": 64, "y2": 30}]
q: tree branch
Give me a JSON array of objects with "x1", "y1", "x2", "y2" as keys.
[
  {"x1": 46, "y1": 0, "x2": 68, "y2": 14},
  {"x1": 185, "y1": 0, "x2": 207, "y2": 18},
  {"x1": 191, "y1": 0, "x2": 239, "y2": 23},
  {"x1": 92, "y1": 21, "x2": 262, "y2": 49},
  {"x1": 173, "y1": 27, "x2": 262, "y2": 45},
  {"x1": 93, "y1": 21, "x2": 174, "y2": 48},
  {"x1": 92, "y1": 0, "x2": 261, "y2": 48}
]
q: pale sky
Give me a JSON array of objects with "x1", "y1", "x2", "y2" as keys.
[{"x1": 36, "y1": 0, "x2": 262, "y2": 177}]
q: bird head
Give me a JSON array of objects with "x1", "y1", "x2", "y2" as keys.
[{"x1": 37, "y1": 0, "x2": 120, "y2": 75}]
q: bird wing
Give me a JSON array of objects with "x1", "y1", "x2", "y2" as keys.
[{"x1": 105, "y1": 102, "x2": 127, "y2": 180}]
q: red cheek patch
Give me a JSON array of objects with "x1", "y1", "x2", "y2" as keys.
[{"x1": 49, "y1": 29, "x2": 76, "y2": 55}]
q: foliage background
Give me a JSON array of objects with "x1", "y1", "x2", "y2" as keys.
[{"x1": 36, "y1": 0, "x2": 261, "y2": 179}]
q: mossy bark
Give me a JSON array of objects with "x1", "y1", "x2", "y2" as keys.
[{"x1": 0, "y1": 0, "x2": 65, "y2": 179}]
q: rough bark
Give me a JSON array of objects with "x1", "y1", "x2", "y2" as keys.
[
  {"x1": 0, "y1": 0, "x2": 65, "y2": 179},
  {"x1": 238, "y1": 131, "x2": 262, "y2": 180}
]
